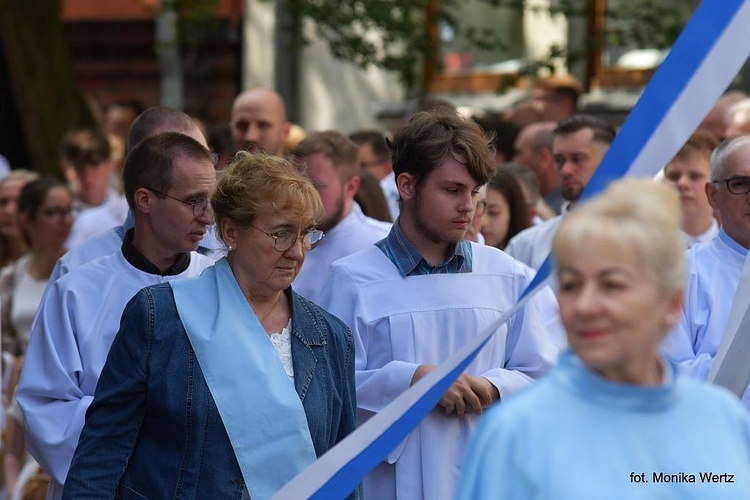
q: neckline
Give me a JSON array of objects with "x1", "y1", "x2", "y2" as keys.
[{"x1": 553, "y1": 350, "x2": 679, "y2": 412}]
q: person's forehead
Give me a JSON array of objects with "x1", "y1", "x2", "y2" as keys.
[
  {"x1": 429, "y1": 155, "x2": 477, "y2": 184},
  {"x1": 724, "y1": 145, "x2": 750, "y2": 174},
  {"x1": 553, "y1": 128, "x2": 595, "y2": 152},
  {"x1": 666, "y1": 152, "x2": 710, "y2": 174},
  {"x1": 233, "y1": 97, "x2": 283, "y2": 122},
  {"x1": 358, "y1": 143, "x2": 378, "y2": 158},
  {"x1": 516, "y1": 128, "x2": 534, "y2": 146}
]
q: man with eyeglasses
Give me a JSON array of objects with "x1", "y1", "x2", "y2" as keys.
[
  {"x1": 291, "y1": 130, "x2": 391, "y2": 304},
  {"x1": 17, "y1": 133, "x2": 216, "y2": 499},
  {"x1": 664, "y1": 135, "x2": 750, "y2": 411},
  {"x1": 48, "y1": 106, "x2": 223, "y2": 285}
]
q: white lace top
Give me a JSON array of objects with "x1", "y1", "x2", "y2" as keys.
[{"x1": 268, "y1": 318, "x2": 294, "y2": 382}]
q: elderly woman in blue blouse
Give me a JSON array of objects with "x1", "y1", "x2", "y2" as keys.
[
  {"x1": 457, "y1": 178, "x2": 750, "y2": 499},
  {"x1": 63, "y1": 153, "x2": 358, "y2": 499}
]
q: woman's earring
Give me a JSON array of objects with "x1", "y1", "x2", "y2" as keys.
[{"x1": 227, "y1": 245, "x2": 233, "y2": 251}]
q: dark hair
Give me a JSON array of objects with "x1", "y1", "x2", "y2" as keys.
[
  {"x1": 18, "y1": 177, "x2": 70, "y2": 219},
  {"x1": 532, "y1": 75, "x2": 583, "y2": 109},
  {"x1": 294, "y1": 130, "x2": 360, "y2": 180},
  {"x1": 349, "y1": 130, "x2": 390, "y2": 162},
  {"x1": 389, "y1": 110, "x2": 496, "y2": 191},
  {"x1": 59, "y1": 128, "x2": 111, "y2": 165},
  {"x1": 127, "y1": 107, "x2": 201, "y2": 152},
  {"x1": 501, "y1": 162, "x2": 542, "y2": 205},
  {"x1": 354, "y1": 170, "x2": 392, "y2": 222},
  {"x1": 122, "y1": 132, "x2": 212, "y2": 210},
  {"x1": 554, "y1": 114, "x2": 617, "y2": 145},
  {"x1": 473, "y1": 115, "x2": 521, "y2": 162},
  {"x1": 487, "y1": 168, "x2": 533, "y2": 248},
  {"x1": 18, "y1": 177, "x2": 71, "y2": 246}
]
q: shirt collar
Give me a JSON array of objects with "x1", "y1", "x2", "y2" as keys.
[
  {"x1": 121, "y1": 228, "x2": 191, "y2": 276},
  {"x1": 378, "y1": 219, "x2": 472, "y2": 277}
]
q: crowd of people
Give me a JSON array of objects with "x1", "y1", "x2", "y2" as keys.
[{"x1": 0, "y1": 75, "x2": 748, "y2": 499}]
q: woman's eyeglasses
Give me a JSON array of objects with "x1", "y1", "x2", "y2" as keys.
[{"x1": 250, "y1": 225, "x2": 325, "y2": 252}]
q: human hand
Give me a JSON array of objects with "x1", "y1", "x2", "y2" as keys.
[{"x1": 411, "y1": 365, "x2": 500, "y2": 418}]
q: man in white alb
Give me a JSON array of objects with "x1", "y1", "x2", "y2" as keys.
[
  {"x1": 320, "y1": 110, "x2": 558, "y2": 500},
  {"x1": 16, "y1": 133, "x2": 217, "y2": 498},
  {"x1": 505, "y1": 115, "x2": 616, "y2": 270},
  {"x1": 663, "y1": 135, "x2": 750, "y2": 409},
  {"x1": 49, "y1": 106, "x2": 220, "y2": 283},
  {"x1": 293, "y1": 130, "x2": 391, "y2": 303}
]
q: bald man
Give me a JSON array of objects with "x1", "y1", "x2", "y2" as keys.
[
  {"x1": 724, "y1": 97, "x2": 750, "y2": 138},
  {"x1": 513, "y1": 121, "x2": 564, "y2": 214},
  {"x1": 229, "y1": 88, "x2": 291, "y2": 155}
]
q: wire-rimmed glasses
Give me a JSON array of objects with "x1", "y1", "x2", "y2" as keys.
[
  {"x1": 251, "y1": 225, "x2": 324, "y2": 251},
  {"x1": 146, "y1": 188, "x2": 212, "y2": 219}
]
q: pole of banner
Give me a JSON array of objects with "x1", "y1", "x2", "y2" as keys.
[
  {"x1": 273, "y1": 1, "x2": 750, "y2": 498},
  {"x1": 707, "y1": 251, "x2": 750, "y2": 397}
]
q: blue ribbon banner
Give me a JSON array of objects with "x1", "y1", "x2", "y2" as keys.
[{"x1": 274, "y1": 1, "x2": 750, "y2": 498}]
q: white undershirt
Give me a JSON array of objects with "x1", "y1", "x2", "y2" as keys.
[{"x1": 268, "y1": 319, "x2": 294, "y2": 383}]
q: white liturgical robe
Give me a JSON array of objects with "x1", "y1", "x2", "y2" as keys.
[
  {"x1": 294, "y1": 203, "x2": 390, "y2": 304},
  {"x1": 49, "y1": 225, "x2": 126, "y2": 284},
  {"x1": 320, "y1": 243, "x2": 558, "y2": 500},
  {"x1": 662, "y1": 229, "x2": 750, "y2": 408},
  {"x1": 504, "y1": 215, "x2": 563, "y2": 270},
  {"x1": 16, "y1": 250, "x2": 213, "y2": 494}
]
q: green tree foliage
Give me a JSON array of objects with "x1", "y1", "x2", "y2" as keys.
[
  {"x1": 274, "y1": 0, "x2": 691, "y2": 90},
  {"x1": 0, "y1": 0, "x2": 95, "y2": 176}
]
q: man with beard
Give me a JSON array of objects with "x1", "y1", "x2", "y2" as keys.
[
  {"x1": 505, "y1": 114, "x2": 616, "y2": 269},
  {"x1": 229, "y1": 87, "x2": 290, "y2": 155},
  {"x1": 292, "y1": 130, "x2": 391, "y2": 303},
  {"x1": 320, "y1": 110, "x2": 558, "y2": 500}
]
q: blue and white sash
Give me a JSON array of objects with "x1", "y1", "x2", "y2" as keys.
[
  {"x1": 171, "y1": 258, "x2": 316, "y2": 500},
  {"x1": 274, "y1": 1, "x2": 750, "y2": 497}
]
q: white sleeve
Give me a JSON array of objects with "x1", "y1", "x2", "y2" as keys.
[
  {"x1": 16, "y1": 280, "x2": 92, "y2": 484},
  {"x1": 320, "y1": 264, "x2": 417, "y2": 416}
]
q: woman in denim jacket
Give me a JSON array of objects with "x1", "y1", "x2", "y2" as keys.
[{"x1": 64, "y1": 153, "x2": 359, "y2": 499}]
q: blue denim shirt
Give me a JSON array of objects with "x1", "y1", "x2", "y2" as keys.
[{"x1": 63, "y1": 283, "x2": 359, "y2": 499}]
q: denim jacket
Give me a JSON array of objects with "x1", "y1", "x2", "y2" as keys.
[{"x1": 63, "y1": 283, "x2": 358, "y2": 499}]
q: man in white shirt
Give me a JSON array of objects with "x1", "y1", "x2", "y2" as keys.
[
  {"x1": 662, "y1": 130, "x2": 720, "y2": 248},
  {"x1": 505, "y1": 115, "x2": 616, "y2": 270},
  {"x1": 663, "y1": 135, "x2": 750, "y2": 409},
  {"x1": 320, "y1": 110, "x2": 558, "y2": 500},
  {"x1": 293, "y1": 130, "x2": 391, "y2": 303},
  {"x1": 17, "y1": 133, "x2": 217, "y2": 498}
]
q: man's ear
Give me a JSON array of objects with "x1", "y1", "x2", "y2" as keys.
[
  {"x1": 705, "y1": 181, "x2": 718, "y2": 210},
  {"x1": 345, "y1": 175, "x2": 361, "y2": 200},
  {"x1": 397, "y1": 172, "x2": 416, "y2": 202},
  {"x1": 539, "y1": 146, "x2": 555, "y2": 173},
  {"x1": 133, "y1": 188, "x2": 153, "y2": 214}
]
